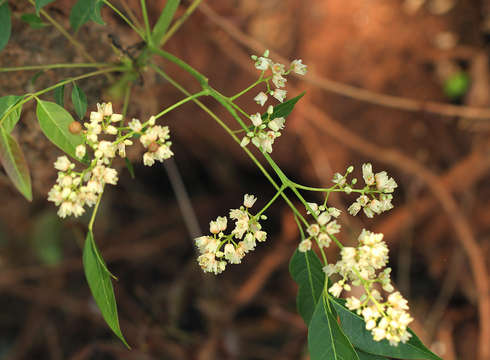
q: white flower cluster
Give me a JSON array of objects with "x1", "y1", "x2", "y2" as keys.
[
  {"x1": 325, "y1": 229, "x2": 413, "y2": 346},
  {"x1": 48, "y1": 102, "x2": 174, "y2": 218},
  {"x1": 240, "y1": 105, "x2": 285, "y2": 153},
  {"x1": 251, "y1": 50, "x2": 307, "y2": 106},
  {"x1": 341, "y1": 163, "x2": 397, "y2": 218},
  {"x1": 131, "y1": 117, "x2": 174, "y2": 166},
  {"x1": 195, "y1": 194, "x2": 267, "y2": 274},
  {"x1": 298, "y1": 203, "x2": 342, "y2": 252}
]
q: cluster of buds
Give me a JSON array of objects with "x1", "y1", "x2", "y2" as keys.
[
  {"x1": 240, "y1": 105, "x2": 286, "y2": 153},
  {"x1": 251, "y1": 50, "x2": 307, "y2": 105},
  {"x1": 48, "y1": 102, "x2": 174, "y2": 218},
  {"x1": 298, "y1": 203, "x2": 342, "y2": 252},
  {"x1": 324, "y1": 229, "x2": 413, "y2": 346},
  {"x1": 195, "y1": 194, "x2": 267, "y2": 274}
]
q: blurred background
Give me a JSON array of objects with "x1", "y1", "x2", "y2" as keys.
[{"x1": 0, "y1": 0, "x2": 489, "y2": 359}]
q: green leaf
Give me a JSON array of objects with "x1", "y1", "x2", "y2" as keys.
[
  {"x1": 0, "y1": 125, "x2": 32, "y2": 201},
  {"x1": 0, "y1": 0, "x2": 11, "y2": 52},
  {"x1": 70, "y1": 0, "x2": 102, "y2": 31},
  {"x1": 151, "y1": 0, "x2": 180, "y2": 46},
  {"x1": 124, "y1": 157, "x2": 135, "y2": 179},
  {"x1": 262, "y1": 92, "x2": 305, "y2": 121},
  {"x1": 35, "y1": 99, "x2": 84, "y2": 161},
  {"x1": 308, "y1": 295, "x2": 359, "y2": 360},
  {"x1": 53, "y1": 85, "x2": 65, "y2": 107},
  {"x1": 83, "y1": 231, "x2": 129, "y2": 347},
  {"x1": 31, "y1": 211, "x2": 62, "y2": 266},
  {"x1": 71, "y1": 84, "x2": 87, "y2": 120},
  {"x1": 331, "y1": 298, "x2": 442, "y2": 360},
  {"x1": 289, "y1": 249, "x2": 325, "y2": 325},
  {"x1": 90, "y1": 0, "x2": 105, "y2": 25},
  {"x1": 356, "y1": 349, "x2": 389, "y2": 360},
  {"x1": 0, "y1": 95, "x2": 22, "y2": 133},
  {"x1": 35, "y1": 0, "x2": 55, "y2": 15},
  {"x1": 21, "y1": 13, "x2": 49, "y2": 28}
]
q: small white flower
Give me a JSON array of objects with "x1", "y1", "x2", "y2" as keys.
[
  {"x1": 148, "y1": 116, "x2": 156, "y2": 126},
  {"x1": 291, "y1": 59, "x2": 307, "y2": 75},
  {"x1": 129, "y1": 118, "x2": 143, "y2": 132},
  {"x1": 272, "y1": 74, "x2": 287, "y2": 88},
  {"x1": 90, "y1": 111, "x2": 103, "y2": 123},
  {"x1": 250, "y1": 113, "x2": 263, "y2": 127},
  {"x1": 348, "y1": 202, "x2": 361, "y2": 216},
  {"x1": 271, "y1": 88, "x2": 287, "y2": 102},
  {"x1": 254, "y1": 56, "x2": 270, "y2": 71},
  {"x1": 241, "y1": 136, "x2": 250, "y2": 147},
  {"x1": 254, "y1": 92, "x2": 268, "y2": 106},
  {"x1": 54, "y1": 156, "x2": 72, "y2": 172},
  {"x1": 268, "y1": 117, "x2": 285, "y2": 131},
  {"x1": 110, "y1": 113, "x2": 123, "y2": 122},
  {"x1": 105, "y1": 125, "x2": 118, "y2": 135},
  {"x1": 362, "y1": 163, "x2": 375, "y2": 185},
  {"x1": 329, "y1": 282, "x2": 343, "y2": 297},
  {"x1": 143, "y1": 152, "x2": 155, "y2": 166},
  {"x1": 75, "y1": 145, "x2": 86, "y2": 159},
  {"x1": 298, "y1": 239, "x2": 312, "y2": 252},
  {"x1": 271, "y1": 62, "x2": 285, "y2": 75},
  {"x1": 317, "y1": 211, "x2": 331, "y2": 226},
  {"x1": 243, "y1": 194, "x2": 257, "y2": 208}
]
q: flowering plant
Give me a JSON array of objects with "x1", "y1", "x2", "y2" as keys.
[{"x1": 0, "y1": 1, "x2": 441, "y2": 359}]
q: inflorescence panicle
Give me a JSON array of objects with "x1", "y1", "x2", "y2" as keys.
[
  {"x1": 240, "y1": 51, "x2": 307, "y2": 154},
  {"x1": 48, "y1": 102, "x2": 174, "y2": 218},
  {"x1": 195, "y1": 194, "x2": 267, "y2": 274}
]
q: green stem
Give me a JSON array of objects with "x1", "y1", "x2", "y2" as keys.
[
  {"x1": 256, "y1": 184, "x2": 286, "y2": 218},
  {"x1": 122, "y1": 83, "x2": 132, "y2": 117},
  {"x1": 0, "y1": 67, "x2": 123, "y2": 126},
  {"x1": 0, "y1": 63, "x2": 113, "y2": 72},
  {"x1": 160, "y1": 0, "x2": 203, "y2": 47},
  {"x1": 150, "y1": 63, "x2": 308, "y2": 227},
  {"x1": 229, "y1": 101, "x2": 252, "y2": 119},
  {"x1": 229, "y1": 78, "x2": 265, "y2": 101},
  {"x1": 103, "y1": 0, "x2": 145, "y2": 39},
  {"x1": 154, "y1": 90, "x2": 209, "y2": 120},
  {"x1": 140, "y1": 0, "x2": 152, "y2": 44},
  {"x1": 150, "y1": 47, "x2": 208, "y2": 86}
]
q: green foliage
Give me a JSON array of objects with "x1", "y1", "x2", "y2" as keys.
[
  {"x1": 35, "y1": 0, "x2": 55, "y2": 15},
  {"x1": 151, "y1": 0, "x2": 180, "y2": 46},
  {"x1": 53, "y1": 85, "x2": 65, "y2": 107},
  {"x1": 31, "y1": 211, "x2": 63, "y2": 265},
  {"x1": 356, "y1": 349, "x2": 389, "y2": 360},
  {"x1": 0, "y1": 95, "x2": 22, "y2": 133},
  {"x1": 83, "y1": 231, "x2": 129, "y2": 347},
  {"x1": 35, "y1": 99, "x2": 85, "y2": 161},
  {"x1": 262, "y1": 92, "x2": 305, "y2": 121},
  {"x1": 20, "y1": 13, "x2": 49, "y2": 29},
  {"x1": 308, "y1": 295, "x2": 359, "y2": 360},
  {"x1": 0, "y1": 0, "x2": 11, "y2": 52},
  {"x1": 330, "y1": 298, "x2": 442, "y2": 360},
  {"x1": 71, "y1": 83, "x2": 88, "y2": 120},
  {"x1": 289, "y1": 249, "x2": 325, "y2": 325},
  {"x1": 0, "y1": 125, "x2": 32, "y2": 201},
  {"x1": 70, "y1": 0, "x2": 105, "y2": 32},
  {"x1": 444, "y1": 72, "x2": 470, "y2": 99},
  {"x1": 90, "y1": 0, "x2": 105, "y2": 25}
]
